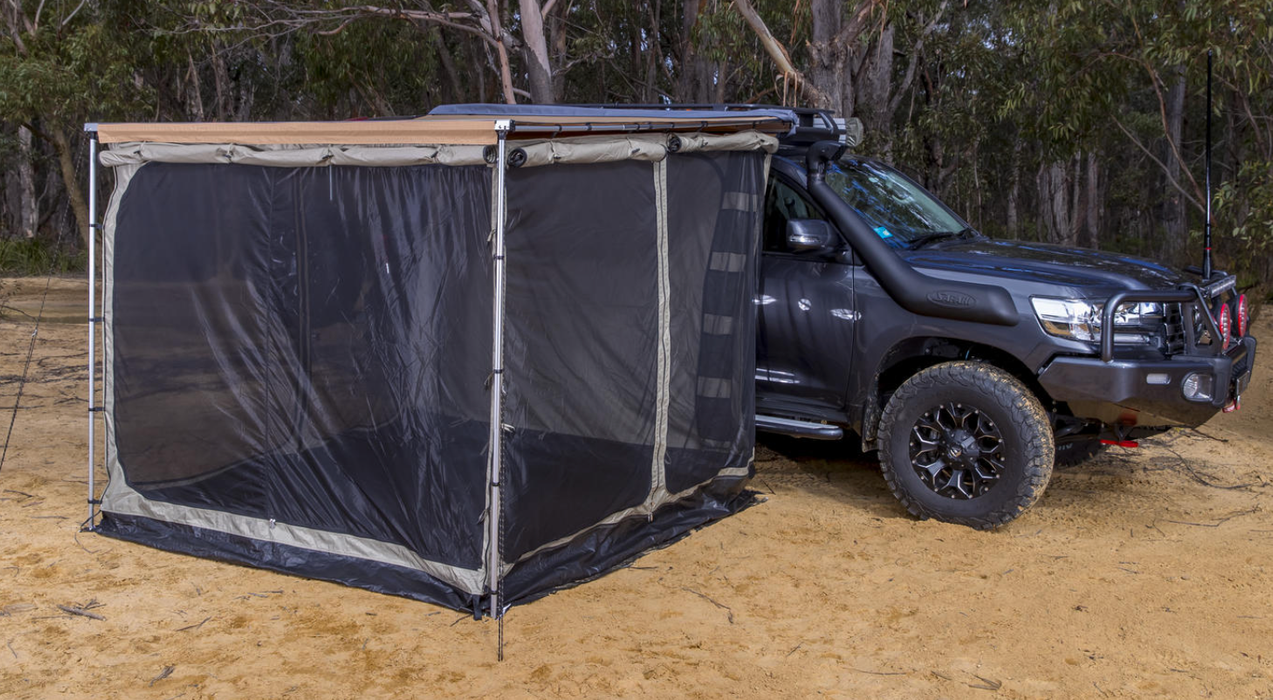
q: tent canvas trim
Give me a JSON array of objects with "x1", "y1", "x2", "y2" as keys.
[
  {"x1": 100, "y1": 512, "x2": 483, "y2": 612},
  {"x1": 96, "y1": 132, "x2": 777, "y2": 170},
  {"x1": 95, "y1": 119, "x2": 501, "y2": 145},
  {"x1": 102, "y1": 481, "x2": 487, "y2": 594},
  {"x1": 650, "y1": 157, "x2": 672, "y2": 499}
]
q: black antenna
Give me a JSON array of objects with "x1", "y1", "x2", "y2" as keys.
[{"x1": 1203, "y1": 49, "x2": 1213, "y2": 279}]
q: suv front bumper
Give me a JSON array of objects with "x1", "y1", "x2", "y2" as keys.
[{"x1": 1037, "y1": 335, "x2": 1256, "y2": 428}]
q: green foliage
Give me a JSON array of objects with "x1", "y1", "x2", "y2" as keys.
[
  {"x1": 0, "y1": 237, "x2": 86, "y2": 275},
  {"x1": 1215, "y1": 159, "x2": 1273, "y2": 296},
  {"x1": 0, "y1": 0, "x2": 1269, "y2": 291},
  {"x1": 0, "y1": 3, "x2": 150, "y2": 127}
]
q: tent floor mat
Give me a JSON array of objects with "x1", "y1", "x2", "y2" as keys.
[
  {"x1": 94, "y1": 511, "x2": 483, "y2": 616},
  {"x1": 502, "y1": 478, "x2": 759, "y2": 609},
  {"x1": 95, "y1": 476, "x2": 757, "y2": 616}
]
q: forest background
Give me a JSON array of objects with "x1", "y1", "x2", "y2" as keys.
[{"x1": 1, "y1": 0, "x2": 1269, "y2": 298}]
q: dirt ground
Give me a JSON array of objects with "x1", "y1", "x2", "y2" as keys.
[{"x1": 1, "y1": 277, "x2": 1271, "y2": 699}]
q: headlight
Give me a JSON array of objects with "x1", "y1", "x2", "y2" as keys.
[{"x1": 1031, "y1": 297, "x2": 1163, "y2": 345}]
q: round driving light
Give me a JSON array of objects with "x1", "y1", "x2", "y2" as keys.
[
  {"x1": 1218, "y1": 305, "x2": 1231, "y2": 351},
  {"x1": 1181, "y1": 372, "x2": 1214, "y2": 402},
  {"x1": 1236, "y1": 294, "x2": 1248, "y2": 337}
]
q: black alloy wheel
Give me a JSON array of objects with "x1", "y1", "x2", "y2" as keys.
[{"x1": 909, "y1": 402, "x2": 1006, "y2": 499}]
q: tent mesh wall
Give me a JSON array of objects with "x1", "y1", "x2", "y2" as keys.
[{"x1": 93, "y1": 132, "x2": 768, "y2": 614}]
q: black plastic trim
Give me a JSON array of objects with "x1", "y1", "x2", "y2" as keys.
[{"x1": 1038, "y1": 335, "x2": 1255, "y2": 427}]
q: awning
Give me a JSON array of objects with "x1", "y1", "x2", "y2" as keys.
[{"x1": 92, "y1": 107, "x2": 795, "y2": 145}]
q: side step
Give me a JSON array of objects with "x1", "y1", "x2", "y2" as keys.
[{"x1": 755, "y1": 415, "x2": 844, "y2": 440}]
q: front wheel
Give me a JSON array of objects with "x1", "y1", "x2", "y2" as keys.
[{"x1": 877, "y1": 361, "x2": 1054, "y2": 530}]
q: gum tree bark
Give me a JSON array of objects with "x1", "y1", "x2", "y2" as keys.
[
  {"x1": 18, "y1": 125, "x2": 36, "y2": 238},
  {"x1": 518, "y1": 0, "x2": 555, "y2": 102}
]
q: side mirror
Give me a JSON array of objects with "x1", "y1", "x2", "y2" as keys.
[{"x1": 786, "y1": 219, "x2": 836, "y2": 253}]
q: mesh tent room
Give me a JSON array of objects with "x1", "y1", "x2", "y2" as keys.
[{"x1": 85, "y1": 107, "x2": 790, "y2": 616}]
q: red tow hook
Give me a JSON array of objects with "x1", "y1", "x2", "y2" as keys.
[
  {"x1": 1099, "y1": 439, "x2": 1139, "y2": 448},
  {"x1": 1224, "y1": 396, "x2": 1241, "y2": 413}
]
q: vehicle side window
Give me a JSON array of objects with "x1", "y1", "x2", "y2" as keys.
[{"x1": 764, "y1": 177, "x2": 827, "y2": 254}]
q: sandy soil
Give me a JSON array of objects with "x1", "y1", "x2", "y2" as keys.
[{"x1": 1, "y1": 277, "x2": 1271, "y2": 699}]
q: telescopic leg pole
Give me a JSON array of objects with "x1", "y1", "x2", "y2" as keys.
[
  {"x1": 86, "y1": 129, "x2": 99, "y2": 530},
  {"x1": 488, "y1": 120, "x2": 511, "y2": 637}
]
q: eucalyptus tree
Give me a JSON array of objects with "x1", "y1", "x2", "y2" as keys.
[{"x1": 0, "y1": 0, "x2": 148, "y2": 245}]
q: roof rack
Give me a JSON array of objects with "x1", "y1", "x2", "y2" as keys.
[{"x1": 572, "y1": 103, "x2": 846, "y2": 146}]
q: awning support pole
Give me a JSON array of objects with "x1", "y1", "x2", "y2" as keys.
[
  {"x1": 487, "y1": 120, "x2": 511, "y2": 626},
  {"x1": 86, "y1": 128, "x2": 98, "y2": 530}
]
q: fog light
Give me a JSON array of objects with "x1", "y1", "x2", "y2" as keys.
[
  {"x1": 1237, "y1": 294, "x2": 1248, "y2": 337},
  {"x1": 1181, "y1": 372, "x2": 1214, "y2": 402},
  {"x1": 1146, "y1": 372, "x2": 1171, "y2": 385}
]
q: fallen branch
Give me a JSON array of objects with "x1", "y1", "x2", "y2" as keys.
[
  {"x1": 1161, "y1": 507, "x2": 1259, "y2": 528},
  {"x1": 852, "y1": 667, "x2": 907, "y2": 676},
  {"x1": 968, "y1": 674, "x2": 1002, "y2": 691},
  {"x1": 174, "y1": 617, "x2": 211, "y2": 632},
  {"x1": 57, "y1": 604, "x2": 104, "y2": 621},
  {"x1": 681, "y1": 587, "x2": 734, "y2": 624},
  {"x1": 1155, "y1": 445, "x2": 1259, "y2": 491},
  {"x1": 1186, "y1": 427, "x2": 1229, "y2": 443},
  {"x1": 149, "y1": 665, "x2": 174, "y2": 686}
]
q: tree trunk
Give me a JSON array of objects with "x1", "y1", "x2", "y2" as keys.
[
  {"x1": 210, "y1": 48, "x2": 230, "y2": 120},
  {"x1": 677, "y1": 0, "x2": 708, "y2": 101},
  {"x1": 1082, "y1": 151, "x2": 1099, "y2": 249},
  {"x1": 1038, "y1": 161, "x2": 1072, "y2": 245},
  {"x1": 735, "y1": 0, "x2": 829, "y2": 106},
  {"x1": 50, "y1": 128, "x2": 90, "y2": 248},
  {"x1": 1068, "y1": 152, "x2": 1082, "y2": 245},
  {"x1": 465, "y1": 37, "x2": 488, "y2": 103},
  {"x1": 186, "y1": 51, "x2": 206, "y2": 122},
  {"x1": 483, "y1": 0, "x2": 518, "y2": 104},
  {"x1": 644, "y1": 0, "x2": 661, "y2": 102},
  {"x1": 856, "y1": 21, "x2": 893, "y2": 154},
  {"x1": 808, "y1": 0, "x2": 848, "y2": 112},
  {"x1": 548, "y1": 0, "x2": 569, "y2": 99},
  {"x1": 1007, "y1": 138, "x2": 1022, "y2": 238},
  {"x1": 712, "y1": 60, "x2": 727, "y2": 103},
  {"x1": 518, "y1": 0, "x2": 555, "y2": 102},
  {"x1": 1161, "y1": 65, "x2": 1187, "y2": 260},
  {"x1": 429, "y1": 28, "x2": 461, "y2": 105},
  {"x1": 18, "y1": 125, "x2": 37, "y2": 238}
]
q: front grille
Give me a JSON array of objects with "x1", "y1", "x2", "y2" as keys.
[{"x1": 1163, "y1": 303, "x2": 1186, "y2": 354}]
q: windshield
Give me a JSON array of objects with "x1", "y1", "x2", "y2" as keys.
[{"x1": 826, "y1": 159, "x2": 969, "y2": 248}]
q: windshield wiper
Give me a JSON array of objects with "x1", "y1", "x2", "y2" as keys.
[
  {"x1": 907, "y1": 227, "x2": 977, "y2": 250},
  {"x1": 907, "y1": 231, "x2": 960, "y2": 249}
]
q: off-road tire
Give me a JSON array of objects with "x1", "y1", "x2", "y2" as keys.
[
  {"x1": 1054, "y1": 438, "x2": 1107, "y2": 469},
  {"x1": 878, "y1": 361, "x2": 1054, "y2": 530}
]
